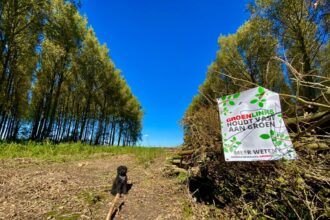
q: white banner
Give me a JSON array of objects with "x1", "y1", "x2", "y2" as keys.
[{"x1": 217, "y1": 87, "x2": 297, "y2": 161}]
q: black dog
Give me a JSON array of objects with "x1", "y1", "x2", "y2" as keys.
[{"x1": 111, "y1": 165, "x2": 128, "y2": 195}]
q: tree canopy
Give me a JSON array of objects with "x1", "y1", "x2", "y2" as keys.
[
  {"x1": 180, "y1": 1, "x2": 330, "y2": 219},
  {"x1": 182, "y1": 0, "x2": 330, "y2": 147},
  {"x1": 0, "y1": 0, "x2": 143, "y2": 146}
]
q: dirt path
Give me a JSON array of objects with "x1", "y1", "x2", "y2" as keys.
[{"x1": 0, "y1": 152, "x2": 187, "y2": 220}]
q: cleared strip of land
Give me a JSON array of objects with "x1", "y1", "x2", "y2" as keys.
[{"x1": 0, "y1": 144, "x2": 186, "y2": 220}]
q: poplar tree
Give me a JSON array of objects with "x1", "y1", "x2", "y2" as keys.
[
  {"x1": 0, "y1": 0, "x2": 143, "y2": 144},
  {"x1": 0, "y1": 0, "x2": 48, "y2": 139},
  {"x1": 30, "y1": 0, "x2": 86, "y2": 140},
  {"x1": 252, "y1": 0, "x2": 329, "y2": 105}
]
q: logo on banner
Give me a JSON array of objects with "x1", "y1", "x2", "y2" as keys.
[{"x1": 217, "y1": 87, "x2": 297, "y2": 161}]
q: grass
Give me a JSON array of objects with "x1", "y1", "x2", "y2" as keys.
[
  {"x1": 177, "y1": 171, "x2": 190, "y2": 184},
  {"x1": 0, "y1": 141, "x2": 165, "y2": 163},
  {"x1": 182, "y1": 201, "x2": 193, "y2": 219},
  {"x1": 45, "y1": 210, "x2": 80, "y2": 220},
  {"x1": 78, "y1": 190, "x2": 107, "y2": 206}
]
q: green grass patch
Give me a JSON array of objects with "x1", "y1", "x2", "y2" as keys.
[
  {"x1": 182, "y1": 201, "x2": 193, "y2": 219},
  {"x1": 0, "y1": 142, "x2": 165, "y2": 163},
  {"x1": 44, "y1": 210, "x2": 80, "y2": 220},
  {"x1": 78, "y1": 190, "x2": 107, "y2": 205},
  {"x1": 177, "y1": 171, "x2": 190, "y2": 184}
]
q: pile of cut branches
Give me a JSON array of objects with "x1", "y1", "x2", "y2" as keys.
[
  {"x1": 173, "y1": 137, "x2": 329, "y2": 219},
  {"x1": 178, "y1": 58, "x2": 330, "y2": 219}
]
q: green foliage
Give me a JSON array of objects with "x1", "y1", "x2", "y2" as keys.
[
  {"x1": 0, "y1": 0, "x2": 143, "y2": 145},
  {"x1": 252, "y1": 0, "x2": 330, "y2": 101},
  {"x1": 0, "y1": 142, "x2": 164, "y2": 163},
  {"x1": 0, "y1": 0, "x2": 48, "y2": 139},
  {"x1": 78, "y1": 190, "x2": 107, "y2": 206},
  {"x1": 182, "y1": 1, "x2": 330, "y2": 219},
  {"x1": 182, "y1": 0, "x2": 330, "y2": 148},
  {"x1": 182, "y1": 202, "x2": 193, "y2": 219},
  {"x1": 45, "y1": 210, "x2": 81, "y2": 220},
  {"x1": 177, "y1": 171, "x2": 190, "y2": 184}
]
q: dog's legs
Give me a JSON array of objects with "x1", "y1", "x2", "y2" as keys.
[
  {"x1": 122, "y1": 182, "x2": 127, "y2": 194},
  {"x1": 111, "y1": 182, "x2": 117, "y2": 195},
  {"x1": 115, "y1": 180, "x2": 122, "y2": 195}
]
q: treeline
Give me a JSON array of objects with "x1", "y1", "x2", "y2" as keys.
[
  {"x1": 183, "y1": 0, "x2": 330, "y2": 147},
  {"x1": 179, "y1": 1, "x2": 330, "y2": 218},
  {"x1": 0, "y1": 0, "x2": 143, "y2": 146}
]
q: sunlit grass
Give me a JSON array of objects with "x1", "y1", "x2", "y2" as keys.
[{"x1": 0, "y1": 141, "x2": 165, "y2": 163}]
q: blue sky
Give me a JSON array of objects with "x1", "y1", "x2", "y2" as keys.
[{"x1": 80, "y1": 0, "x2": 250, "y2": 147}]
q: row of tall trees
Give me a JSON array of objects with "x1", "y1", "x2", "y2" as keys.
[
  {"x1": 0, "y1": 0, "x2": 143, "y2": 145},
  {"x1": 183, "y1": 0, "x2": 330, "y2": 147}
]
